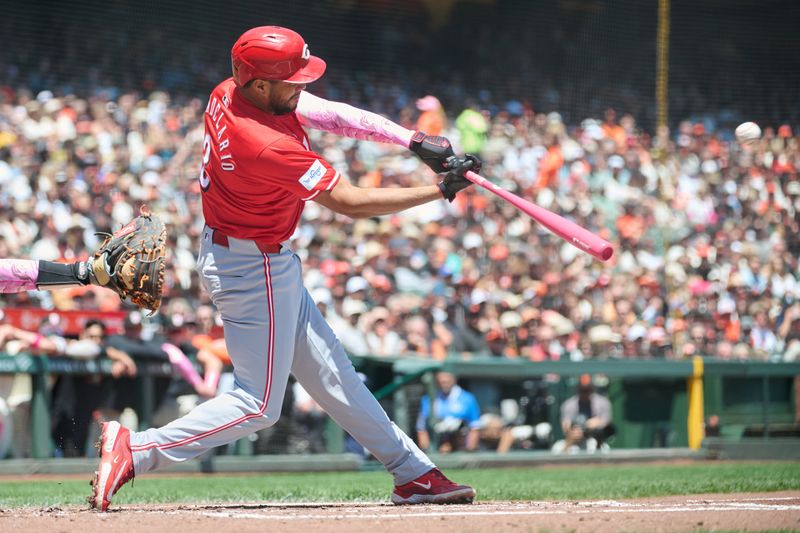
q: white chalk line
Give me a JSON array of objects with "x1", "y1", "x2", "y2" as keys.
[
  {"x1": 184, "y1": 501, "x2": 800, "y2": 521},
  {"x1": 141, "y1": 496, "x2": 799, "y2": 510},
  {"x1": 687, "y1": 496, "x2": 799, "y2": 503}
]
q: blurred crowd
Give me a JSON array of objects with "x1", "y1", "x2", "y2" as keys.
[
  {"x1": 1, "y1": 84, "x2": 799, "y2": 366},
  {"x1": 2, "y1": 69, "x2": 800, "y2": 458}
]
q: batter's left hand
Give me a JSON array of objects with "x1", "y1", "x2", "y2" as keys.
[
  {"x1": 409, "y1": 131, "x2": 456, "y2": 173},
  {"x1": 438, "y1": 154, "x2": 482, "y2": 202}
]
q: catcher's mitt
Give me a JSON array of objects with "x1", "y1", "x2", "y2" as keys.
[{"x1": 89, "y1": 206, "x2": 166, "y2": 314}]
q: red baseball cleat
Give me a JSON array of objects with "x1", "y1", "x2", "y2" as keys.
[
  {"x1": 89, "y1": 421, "x2": 135, "y2": 512},
  {"x1": 392, "y1": 468, "x2": 476, "y2": 505}
]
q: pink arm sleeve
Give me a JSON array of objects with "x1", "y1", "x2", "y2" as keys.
[
  {"x1": 296, "y1": 91, "x2": 414, "y2": 147},
  {"x1": 0, "y1": 259, "x2": 39, "y2": 293}
]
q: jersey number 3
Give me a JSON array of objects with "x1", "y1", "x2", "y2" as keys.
[{"x1": 199, "y1": 133, "x2": 212, "y2": 191}]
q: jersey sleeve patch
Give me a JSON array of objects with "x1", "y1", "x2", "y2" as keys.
[
  {"x1": 298, "y1": 159, "x2": 326, "y2": 191},
  {"x1": 301, "y1": 171, "x2": 340, "y2": 201}
]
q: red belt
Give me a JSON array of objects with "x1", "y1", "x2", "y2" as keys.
[{"x1": 211, "y1": 229, "x2": 282, "y2": 254}]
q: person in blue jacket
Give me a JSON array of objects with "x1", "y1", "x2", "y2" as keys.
[{"x1": 417, "y1": 371, "x2": 481, "y2": 453}]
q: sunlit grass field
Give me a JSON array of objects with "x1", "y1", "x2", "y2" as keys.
[{"x1": 0, "y1": 462, "x2": 797, "y2": 508}]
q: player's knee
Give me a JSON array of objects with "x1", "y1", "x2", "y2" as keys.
[
  {"x1": 257, "y1": 399, "x2": 284, "y2": 428},
  {"x1": 248, "y1": 413, "x2": 279, "y2": 431},
  {"x1": 228, "y1": 389, "x2": 283, "y2": 428}
]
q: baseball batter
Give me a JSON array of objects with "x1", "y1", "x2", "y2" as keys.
[
  {"x1": 91, "y1": 26, "x2": 480, "y2": 510},
  {"x1": 0, "y1": 25, "x2": 480, "y2": 510}
]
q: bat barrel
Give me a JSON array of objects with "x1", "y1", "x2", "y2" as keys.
[{"x1": 464, "y1": 171, "x2": 613, "y2": 262}]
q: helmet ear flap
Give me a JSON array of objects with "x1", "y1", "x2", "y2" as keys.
[
  {"x1": 231, "y1": 62, "x2": 241, "y2": 86},
  {"x1": 231, "y1": 61, "x2": 246, "y2": 87}
]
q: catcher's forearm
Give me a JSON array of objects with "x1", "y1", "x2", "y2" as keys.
[
  {"x1": 296, "y1": 91, "x2": 414, "y2": 146},
  {"x1": 38, "y1": 260, "x2": 90, "y2": 289},
  {"x1": 0, "y1": 259, "x2": 39, "y2": 292},
  {"x1": 0, "y1": 259, "x2": 88, "y2": 293}
]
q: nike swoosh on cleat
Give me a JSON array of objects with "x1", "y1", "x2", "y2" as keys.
[
  {"x1": 412, "y1": 480, "x2": 432, "y2": 490},
  {"x1": 107, "y1": 460, "x2": 129, "y2": 499}
]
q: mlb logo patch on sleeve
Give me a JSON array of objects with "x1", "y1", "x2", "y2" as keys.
[{"x1": 299, "y1": 160, "x2": 326, "y2": 191}]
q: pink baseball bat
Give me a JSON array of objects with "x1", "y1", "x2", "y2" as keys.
[{"x1": 463, "y1": 170, "x2": 614, "y2": 261}]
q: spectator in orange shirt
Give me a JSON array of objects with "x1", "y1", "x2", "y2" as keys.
[
  {"x1": 415, "y1": 95, "x2": 446, "y2": 136},
  {"x1": 602, "y1": 108, "x2": 626, "y2": 148},
  {"x1": 715, "y1": 297, "x2": 741, "y2": 343},
  {"x1": 536, "y1": 137, "x2": 564, "y2": 189},
  {"x1": 190, "y1": 305, "x2": 227, "y2": 395},
  {"x1": 616, "y1": 203, "x2": 646, "y2": 246}
]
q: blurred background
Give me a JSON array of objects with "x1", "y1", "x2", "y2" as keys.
[
  {"x1": 0, "y1": 0, "x2": 798, "y2": 463},
  {"x1": 4, "y1": 0, "x2": 800, "y2": 129}
]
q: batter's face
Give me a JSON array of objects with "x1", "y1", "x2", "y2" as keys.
[
  {"x1": 241, "y1": 79, "x2": 306, "y2": 115},
  {"x1": 266, "y1": 80, "x2": 306, "y2": 115}
]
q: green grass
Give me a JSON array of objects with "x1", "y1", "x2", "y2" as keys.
[{"x1": 0, "y1": 462, "x2": 798, "y2": 508}]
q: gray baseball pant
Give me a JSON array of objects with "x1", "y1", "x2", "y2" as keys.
[{"x1": 129, "y1": 227, "x2": 434, "y2": 484}]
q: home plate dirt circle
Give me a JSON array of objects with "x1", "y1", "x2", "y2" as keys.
[{"x1": 3, "y1": 492, "x2": 799, "y2": 532}]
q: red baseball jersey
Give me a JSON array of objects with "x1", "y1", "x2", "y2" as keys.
[{"x1": 200, "y1": 78, "x2": 340, "y2": 242}]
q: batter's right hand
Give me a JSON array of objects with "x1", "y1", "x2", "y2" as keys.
[
  {"x1": 409, "y1": 131, "x2": 456, "y2": 174},
  {"x1": 437, "y1": 154, "x2": 481, "y2": 202}
]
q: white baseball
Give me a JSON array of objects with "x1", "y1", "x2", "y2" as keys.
[{"x1": 735, "y1": 122, "x2": 761, "y2": 145}]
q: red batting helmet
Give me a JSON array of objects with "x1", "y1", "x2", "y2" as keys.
[{"x1": 231, "y1": 26, "x2": 326, "y2": 86}]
